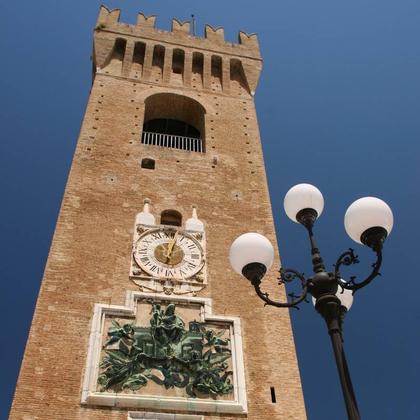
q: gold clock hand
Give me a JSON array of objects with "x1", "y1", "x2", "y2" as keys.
[{"x1": 166, "y1": 230, "x2": 179, "y2": 261}]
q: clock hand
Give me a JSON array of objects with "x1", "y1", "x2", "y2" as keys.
[{"x1": 166, "y1": 230, "x2": 179, "y2": 261}]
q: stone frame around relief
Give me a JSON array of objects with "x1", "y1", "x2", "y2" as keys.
[{"x1": 81, "y1": 291, "x2": 247, "y2": 414}]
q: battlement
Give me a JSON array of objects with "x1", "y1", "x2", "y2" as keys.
[
  {"x1": 96, "y1": 6, "x2": 261, "y2": 59},
  {"x1": 93, "y1": 6, "x2": 262, "y2": 96}
]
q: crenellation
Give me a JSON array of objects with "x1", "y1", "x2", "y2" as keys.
[
  {"x1": 95, "y1": 5, "x2": 261, "y2": 61},
  {"x1": 172, "y1": 18, "x2": 191, "y2": 34},
  {"x1": 97, "y1": 5, "x2": 120, "y2": 27},
  {"x1": 137, "y1": 13, "x2": 156, "y2": 28},
  {"x1": 93, "y1": 6, "x2": 262, "y2": 96},
  {"x1": 204, "y1": 25, "x2": 225, "y2": 43},
  {"x1": 238, "y1": 31, "x2": 259, "y2": 48}
]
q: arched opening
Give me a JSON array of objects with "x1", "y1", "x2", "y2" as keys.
[
  {"x1": 141, "y1": 93, "x2": 206, "y2": 152},
  {"x1": 230, "y1": 58, "x2": 249, "y2": 95},
  {"x1": 151, "y1": 45, "x2": 165, "y2": 82},
  {"x1": 141, "y1": 158, "x2": 155, "y2": 170},
  {"x1": 104, "y1": 38, "x2": 126, "y2": 74},
  {"x1": 161, "y1": 209, "x2": 182, "y2": 227},
  {"x1": 143, "y1": 119, "x2": 199, "y2": 138},
  {"x1": 172, "y1": 49, "x2": 185, "y2": 75},
  {"x1": 211, "y1": 55, "x2": 222, "y2": 91},
  {"x1": 192, "y1": 52, "x2": 204, "y2": 88},
  {"x1": 131, "y1": 42, "x2": 146, "y2": 79}
]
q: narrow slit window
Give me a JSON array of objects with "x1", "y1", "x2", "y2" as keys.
[{"x1": 270, "y1": 387, "x2": 276, "y2": 403}]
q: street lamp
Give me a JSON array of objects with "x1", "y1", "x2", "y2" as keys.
[{"x1": 229, "y1": 183, "x2": 393, "y2": 420}]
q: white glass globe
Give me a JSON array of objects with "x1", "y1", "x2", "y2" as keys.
[
  {"x1": 335, "y1": 285, "x2": 354, "y2": 311},
  {"x1": 229, "y1": 233, "x2": 274, "y2": 275},
  {"x1": 311, "y1": 281, "x2": 354, "y2": 311},
  {"x1": 344, "y1": 197, "x2": 393, "y2": 244},
  {"x1": 284, "y1": 183, "x2": 324, "y2": 223}
]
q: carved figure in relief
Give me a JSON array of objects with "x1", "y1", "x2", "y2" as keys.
[{"x1": 98, "y1": 303, "x2": 233, "y2": 397}]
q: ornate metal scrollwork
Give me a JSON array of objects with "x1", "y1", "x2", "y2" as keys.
[
  {"x1": 252, "y1": 267, "x2": 308, "y2": 309},
  {"x1": 334, "y1": 248, "x2": 383, "y2": 292}
]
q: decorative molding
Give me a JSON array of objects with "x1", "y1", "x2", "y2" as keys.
[{"x1": 81, "y1": 292, "x2": 247, "y2": 414}]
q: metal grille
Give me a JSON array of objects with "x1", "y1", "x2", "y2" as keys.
[{"x1": 141, "y1": 131, "x2": 204, "y2": 153}]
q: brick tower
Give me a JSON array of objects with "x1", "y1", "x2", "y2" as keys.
[{"x1": 10, "y1": 6, "x2": 306, "y2": 419}]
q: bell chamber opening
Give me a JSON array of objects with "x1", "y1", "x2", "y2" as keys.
[{"x1": 141, "y1": 93, "x2": 206, "y2": 153}]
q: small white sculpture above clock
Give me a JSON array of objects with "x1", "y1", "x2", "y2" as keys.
[{"x1": 130, "y1": 200, "x2": 207, "y2": 295}]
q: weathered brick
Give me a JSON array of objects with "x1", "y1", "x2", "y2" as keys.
[{"x1": 10, "y1": 6, "x2": 306, "y2": 420}]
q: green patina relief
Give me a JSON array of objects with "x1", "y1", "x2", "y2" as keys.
[{"x1": 98, "y1": 303, "x2": 234, "y2": 398}]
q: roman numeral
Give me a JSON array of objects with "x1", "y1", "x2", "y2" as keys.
[
  {"x1": 191, "y1": 254, "x2": 200, "y2": 259},
  {"x1": 151, "y1": 232, "x2": 162, "y2": 240}
]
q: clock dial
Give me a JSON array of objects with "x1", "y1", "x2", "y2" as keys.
[{"x1": 133, "y1": 228, "x2": 204, "y2": 280}]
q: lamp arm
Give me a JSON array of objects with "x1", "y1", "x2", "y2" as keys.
[
  {"x1": 334, "y1": 248, "x2": 383, "y2": 292},
  {"x1": 252, "y1": 268, "x2": 309, "y2": 309}
]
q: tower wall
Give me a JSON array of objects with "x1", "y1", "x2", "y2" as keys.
[{"x1": 10, "y1": 7, "x2": 306, "y2": 419}]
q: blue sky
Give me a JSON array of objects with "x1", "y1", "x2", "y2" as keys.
[{"x1": 1, "y1": 1, "x2": 420, "y2": 418}]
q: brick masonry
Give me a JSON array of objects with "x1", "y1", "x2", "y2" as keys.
[{"x1": 10, "y1": 6, "x2": 307, "y2": 420}]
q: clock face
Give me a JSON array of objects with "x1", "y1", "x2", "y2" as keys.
[{"x1": 133, "y1": 228, "x2": 204, "y2": 280}]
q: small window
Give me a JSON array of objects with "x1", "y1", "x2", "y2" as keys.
[
  {"x1": 161, "y1": 209, "x2": 182, "y2": 227},
  {"x1": 141, "y1": 158, "x2": 155, "y2": 170}
]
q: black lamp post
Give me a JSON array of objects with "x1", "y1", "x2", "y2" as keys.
[{"x1": 229, "y1": 183, "x2": 393, "y2": 420}]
